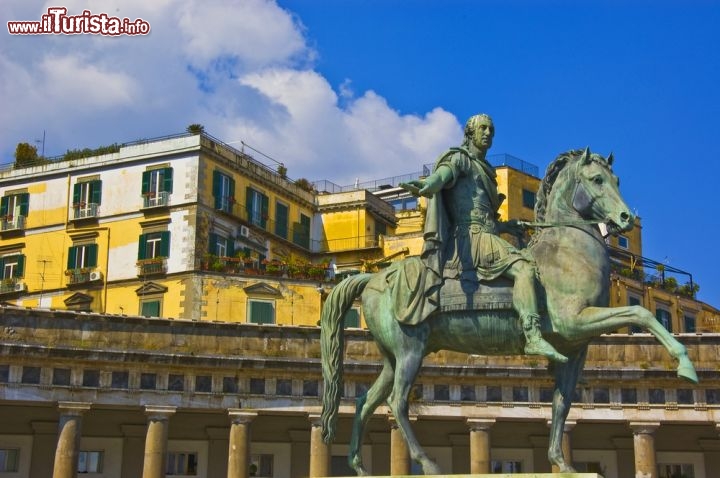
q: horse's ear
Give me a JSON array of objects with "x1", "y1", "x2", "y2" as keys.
[
  {"x1": 582, "y1": 147, "x2": 591, "y2": 164},
  {"x1": 607, "y1": 152, "x2": 614, "y2": 166}
]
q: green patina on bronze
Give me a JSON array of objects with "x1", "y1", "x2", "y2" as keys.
[{"x1": 320, "y1": 114, "x2": 698, "y2": 475}]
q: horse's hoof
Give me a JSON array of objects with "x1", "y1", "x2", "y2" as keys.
[{"x1": 678, "y1": 358, "x2": 699, "y2": 384}]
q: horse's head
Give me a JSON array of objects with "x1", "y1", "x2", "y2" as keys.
[{"x1": 537, "y1": 148, "x2": 634, "y2": 235}]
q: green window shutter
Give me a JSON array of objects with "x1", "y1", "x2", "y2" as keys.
[
  {"x1": 229, "y1": 177, "x2": 236, "y2": 205},
  {"x1": 212, "y1": 171, "x2": 222, "y2": 209},
  {"x1": 250, "y1": 301, "x2": 273, "y2": 324},
  {"x1": 18, "y1": 193, "x2": 29, "y2": 217},
  {"x1": 261, "y1": 194, "x2": 269, "y2": 228},
  {"x1": 163, "y1": 167, "x2": 173, "y2": 193},
  {"x1": 141, "y1": 171, "x2": 150, "y2": 195},
  {"x1": 72, "y1": 184, "x2": 81, "y2": 205},
  {"x1": 15, "y1": 255, "x2": 25, "y2": 277},
  {"x1": 208, "y1": 233, "x2": 218, "y2": 255},
  {"x1": 275, "y1": 202, "x2": 288, "y2": 238},
  {"x1": 138, "y1": 234, "x2": 147, "y2": 260},
  {"x1": 87, "y1": 244, "x2": 98, "y2": 268},
  {"x1": 246, "y1": 187, "x2": 253, "y2": 219},
  {"x1": 0, "y1": 196, "x2": 8, "y2": 217},
  {"x1": 141, "y1": 300, "x2": 161, "y2": 317},
  {"x1": 67, "y1": 246, "x2": 78, "y2": 269},
  {"x1": 159, "y1": 231, "x2": 170, "y2": 257},
  {"x1": 227, "y1": 238, "x2": 235, "y2": 257},
  {"x1": 91, "y1": 180, "x2": 102, "y2": 204}
]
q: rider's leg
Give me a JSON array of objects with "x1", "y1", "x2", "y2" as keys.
[{"x1": 506, "y1": 261, "x2": 568, "y2": 363}]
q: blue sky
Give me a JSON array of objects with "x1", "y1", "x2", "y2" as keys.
[{"x1": 1, "y1": 0, "x2": 719, "y2": 305}]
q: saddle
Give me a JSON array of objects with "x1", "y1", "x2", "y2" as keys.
[{"x1": 437, "y1": 274, "x2": 514, "y2": 313}]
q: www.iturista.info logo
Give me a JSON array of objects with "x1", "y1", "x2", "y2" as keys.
[{"x1": 7, "y1": 7, "x2": 151, "y2": 36}]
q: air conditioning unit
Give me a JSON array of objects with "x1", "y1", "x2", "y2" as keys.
[
  {"x1": 13, "y1": 282, "x2": 27, "y2": 292},
  {"x1": 89, "y1": 271, "x2": 103, "y2": 281},
  {"x1": 239, "y1": 225, "x2": 250, "y2": 238}
]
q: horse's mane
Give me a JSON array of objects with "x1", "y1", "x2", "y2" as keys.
[{"x1": 534, "y1": 149, "x2": 612, "y2": 222}]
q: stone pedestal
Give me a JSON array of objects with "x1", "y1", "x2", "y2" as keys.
[
  {"x1": 308, "y1": 414, "x2": 330, "y2": 477},
  {"x1": 142, "y1": 405, "x2": 176, "y2": 478},
  {"x1": 52, "y1": 402, "x2": 91, "y2": 478},
  {"x1": 227, "y1": 410, "x2": 257, "y2": 478},
  {"x1": 467, "y1": 418, "x2": 495, "y2": 474},
  {"x1": 630, "y1": 421, "x2": 660, "y2": 478}
]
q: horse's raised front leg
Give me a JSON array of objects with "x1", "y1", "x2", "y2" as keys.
[
  {"x1": 566, "y1": 306, "x2": 698, "y2": 383},
  {"x1": 386, "y1": 332, "x2": 441, "y2": 475},
  {"x1": 548, "y1": 347, "x2": 587, "y2": 473},
  {"x1": 348, "y1": 358, "x2": 394, "y2": 476}
]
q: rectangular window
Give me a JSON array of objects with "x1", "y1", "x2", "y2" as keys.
[
  {"x1": 166, "y1": 451, "x2": 198, "y2": 476},
  {"x1": 246, "y1": 187, "x2": 269, "y2": 228},
  {"x1": 248, "y1": 300, "x2": 274, "y2": 325},
  {"x1": 621, "y1": 388, "x2": 637, "y2": 404},
  {"x1": 656, "y1": 308, "x2": 672, "y2": 332},
  {"x1": 460, "y1": 385, "x2": 476, "y2": 401},
  {"x1": 140, "y1": 373, "x2": 157, "y2": 390},
  {"x1": 303, "y1": 380, "x2": 319, "y2": 397},
  {"x1": 684, "y1": 315, "x2": 696, "y2": 333},
  {"x1": 0, "y1": 365, "x2": 9, "y2": 383},
  {"x1": 705, "y1": 389, "x2": 720, "y2": 404},
  {"x1": 142, "y1": 167, "x2": 173, "y2": 207},
  {"x1": 677, "y1": 388, "x2": 694, "y2": 404},
  {"x1": 223, "y1": 377, "x2": 238, "y2": 393},
  {"x1": 539, "y1": 387, "x2": 554, "y2": 403},
  {"x1": 649, "y1": 388, "x2": 665, "y2": 404},
  {"x1": 0, "y1": 448, "x2": 19, "y2": 473},
  {"x1": 111, "y1": 371, "x2": 129, "y2": 389},
  {"x1": 140, "y1": 300, "x2": 162, "y2": 317},
  {"x1": 67, "y1": 244, "x2": 98, "y2": 270},
  {"x1": 250, "y1": 454, "x2": 273, "y2": 478},
  {"x1": 83, "y1": 370, "x2": 100, "y2": 387},
  {"x1": 21, "y1": 366, "x2": 40, "y2": 384},
  {"x1": 618, "y1": 235, "x2": 629, "y2": 249},
  {"x1": 275, "y1": 201, "x2": 288, "y2": 239},
  {"x1": 195, "y1": 375, "x2": 212, "y2": 393},
  {"x1": 52, "y1": 368, "x2": 71, "y2": 386},
  {"x1": 208, "y1": 232, "x2": 234, "y2": 258},
  {"x1": 628, "y1": 296, "x2": 643, "y2": 333},
  {"x1": 343, "y1": 308, "x2": 360, "y2": 328},
  {"x1": 168, "y1": 374, "x2": 185, "y2": 392},
  {"x1": 293, "y1": 214, "x2": 311, "y2": 249},
  {"x1": 522, "y1": 189, "x2": 536, "y2": 209},
  {"x1": 512, "y1": 386, "x2": 528, "y2": 402},
  {"x1": 593, "y1": 387, "x2": 610, "y2": 404},
  {"x1": 1, "y1": 254, "x2": 25, "y2": 280},
  {"x1": 486, "y1": 386, "x2": 502, "y2": 402},
  {"x1": 434, "y1": 384, "x2": 450, "y2": 401},
  {"x1": 72, "y1": 180, "x2": 102, "y2": 218},
  {"x1": 78, "y1": 450, "x2": 103, "y2": 473},
  {"x1": 138, "y1": 231, "x2": 170, "y2": 260},
  {"x1": 249, "y1": 378, "x2": 265, "y2": 394},
  {"x1": 276, "y1": 379, "x2": 292, "y2": 395},
  {"x1": 0, "y1": 193, "x2": 29, "y2": 230},
  {"x1": 213, "y1": 171, "x2": 235, "y2": 214}
]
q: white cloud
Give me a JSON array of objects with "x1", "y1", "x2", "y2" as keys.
[{"x1": 0, "y1": 0, "x2": 460, "y2": 184}]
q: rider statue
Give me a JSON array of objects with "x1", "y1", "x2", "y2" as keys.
[{"x1": 403, "y1": 114, "x2": 567, "y2": 363}]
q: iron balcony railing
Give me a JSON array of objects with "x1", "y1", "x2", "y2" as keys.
[
  {"x1": 73, "y1": 203, "x2": 99, "y2": 219},
  {"x1": 142, "y1": 191, "x2": 170, "y2": 209},
  {"x1": 1, "y1": 215, "x2": 26, "y2": 231}
]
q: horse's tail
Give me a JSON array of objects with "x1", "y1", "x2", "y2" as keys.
[{"x1": 320, "y1": 273, "x2": 373, "y2": 444}]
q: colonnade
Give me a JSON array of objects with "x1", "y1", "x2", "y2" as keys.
[{"x1": 47, "y1": 401, "x2": 687, "y2": 478}]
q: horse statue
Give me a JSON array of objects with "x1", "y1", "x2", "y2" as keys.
[{"x1": 319, "y1": 149, "x2": 698, "y2": 474}]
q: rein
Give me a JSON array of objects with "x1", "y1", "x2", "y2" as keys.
[{"x1": 518, "y1": 219, "x2": 603, "y2": 229}]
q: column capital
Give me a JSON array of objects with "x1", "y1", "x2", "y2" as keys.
[
  {"x1": 57, "y1": 401, "x2": 92, "y2": 416},
  {"x1": 629, "y1": 421, "x2": 661, "y2": 435},
  {"x1": 715, "y1": 422, "x2": 720, "y2": 437},
  {"x1": 308, "y1": 413, "x2": 323, "y2": 428},
  {"x1": 144, "y1": 405, "x2": 177, "y2": 421},
  {"x1": 228, "y1": 409, "x2": 258, "y2": 425},
  {"x1": 387, "y1": 414, "x2": 417, "y2": 429},
  {"x1": 546, "y1": 419, "x2": 576, "y2": 432},
  {"x1": 466, "y1": 418, "x2": 496, "y2": 431}
]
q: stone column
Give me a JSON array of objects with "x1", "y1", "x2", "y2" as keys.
[
  {"x1": 467, "y1": 418, "x2": 495, "y2": 474},
  {"x1": 549, "y1": 419, "x2": 575, "y2": 473},
  {"x1": 389, "y1": 417, "x2": 411, "y2": 476},
  {"x1": 227, "y1": 410, "x2": 257, "y2": 478},
  {"x1": 308, "y1": 414, "x2": 330, "y2": 478},
  {"x1": 142, "y1": 405, "x2": 176, "y2": 478},
  {"x1": 630, "y1": 421, "x2": 660, "y2": 478},
  {"x1": 53, "y1": 401, "x2": 92, "y2": 478}
]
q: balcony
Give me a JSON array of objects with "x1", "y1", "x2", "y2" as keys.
[
  {"x1": 137, "y1": 258, "x2": 167, "y2": 276},
  {"x1": 0, "y1": 278, "x2": 26, "y2": 294},
  {"x1": 66, "y1": 269, "x2": 103, "y2": 285},
  {"x1": 1, "y1": 215, "x2": 26, "y2": 232},
  {"x1": 73, "y1": 203, "x2": 99, "y2": 220},
  {"x1": 142, "y1": 191, "x2": 170, "y2": 209}
]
